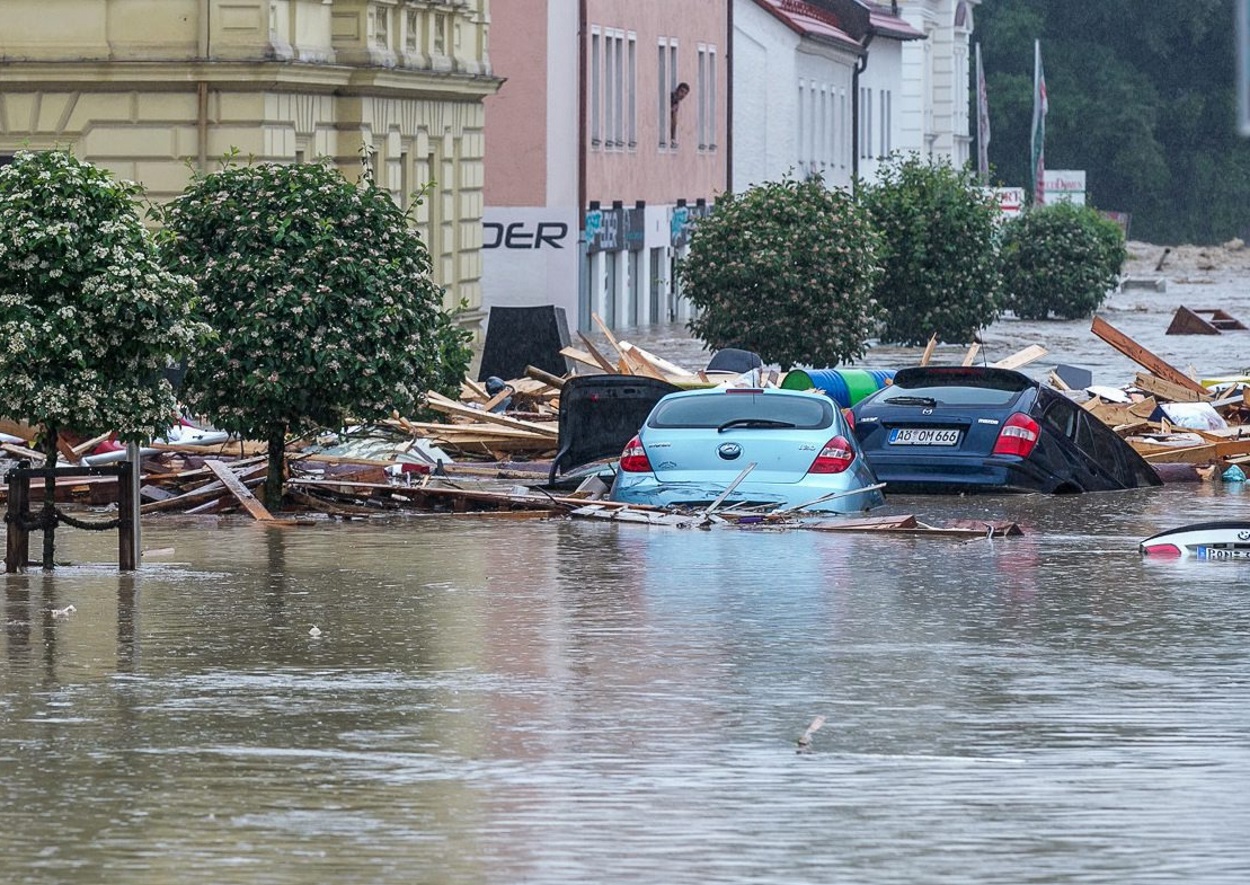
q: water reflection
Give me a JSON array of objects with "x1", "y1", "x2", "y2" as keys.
[{"x1": 11, "y1": 492, "x2": 1250, "y2": 883}]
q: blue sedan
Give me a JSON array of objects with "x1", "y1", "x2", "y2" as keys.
[
  {"x1": 608, "y1": 386, "x2": 885, "y2": 515},
  {"x1": 850, "y1": 366, "x2": 1163, "y2": 494}
]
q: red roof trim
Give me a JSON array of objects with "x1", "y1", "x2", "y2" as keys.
[{"x1": 755, "y1": 0, "x2": 862, "y2": 51}]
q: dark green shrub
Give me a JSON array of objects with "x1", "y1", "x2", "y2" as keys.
[
  {"x1": 678, "y1": 175, "x2": 883, "y2": 370},
  {"x1": 1000, "y1": 201, "x2": 1126, "y2": 320},
  {"x1": 858, "y1": 154, "x2": 1002, "y2": 346}
]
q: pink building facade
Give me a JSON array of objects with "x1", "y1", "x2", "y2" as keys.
[{"x1": 484, "y1": 0, "x2": 729, "y2": 333}]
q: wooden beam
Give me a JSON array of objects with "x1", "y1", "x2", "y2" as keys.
[
  {"x1": 919, "y1": 333, "x2": 938, "y2": 366},
  {"x1": 1090, "y1": 315, "x2": 1208, "y2": 395},
  {"x1": 574, "y1": 331, "x2": 619, "y2": 373},
  {"x1": 991, "y1": 344, "x2": 1049, "y2": 370},
  {"x1": 424, "y1": 391, "x2": 560, "y2": 437},
  {"x1": 961, "y1": 342, "x2": 981, "y2": 367},
  {"x1": 206, "y1": 459, "x2": 276, "y2": 521},
  {"x1": 1132, "y1": 371, "x2": 1210, "y2": 403},
  {"x1": 525, "y1": 364, "x2": 567, "y2": 389}
]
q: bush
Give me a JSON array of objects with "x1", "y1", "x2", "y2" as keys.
[
  {"x1": 858, "y1": 154, "x2": 1002, "y2": 345},
  {"x1": 679, "y1": 175, "x2": 883, "y2": 370},
  {"x1": 1000, "y1": 201, "x2": 1126, "y2": 320}
]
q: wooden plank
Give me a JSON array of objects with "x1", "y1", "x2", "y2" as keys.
[
  {"x1": 591, "y1": 312, "x2": 632, "y2": 367},
  {"x1": 206, "y1": 459, "x2": 276, "y2": 521},
  {"x1": 961, "y1": 342, "x2": 981, "y2": 367},
  {"x1": 1090, "y1": 315, "x2": 1208, "y2": 395},
  {"x1": 525, "y1": 364, "x2": 567, "y2": 389},
  {"x1": 619, "y1": 341, "x2": 696, "y2": 377},
  {"x1": 560, "y1": 346, "x2": 611, "y2": 373},
  {"x1": 141, "y1": 464, "x2": 267, "y2": 514},
  {"x1": 424, "y1": 391, "x2": 560, "y2": 437},
  {"x1": 1133, "y1": 371, "x2": 1210, "y2": 403},
  {"x1": 919, "y1": 333, "x2": 937, "y2": 366},
  {"x1": 991, "y1": 344, "x2": 1049, "y2": 370},
  {"x1": 575, "y1": 331, "x2": 619, "y2": 373},
  {"x1": 619, "y1": 345, "x2": 670, "y2": 381}
]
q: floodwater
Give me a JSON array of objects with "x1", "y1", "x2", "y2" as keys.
[{"x1": 5, "y1": 271, "x2": 1250, "y2": 885}]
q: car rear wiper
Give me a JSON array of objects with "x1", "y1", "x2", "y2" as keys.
[
  {"x1": 884, "y1": 395, "x2": 938, "y2": 407},
  {"x1": 717, "y1": 418, "x2": 797, "y2": 432}
]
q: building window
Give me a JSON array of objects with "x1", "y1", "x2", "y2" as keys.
[
  {"x1": 659, "y1": 39, "x2": 681, "y2": 149},
  {"x1": 697, "y1": 44, "x2": 717, "y2": 151},
  {"x1": 405, "y1": 9, "x2": 419, "y2": 52},
  {"x1": 627, "y1": 34, "x2": 637, "y2": 148},
  {"x1": 434, "y1": 12, "x2": 446, "y2": 55},
  {"x1": 373, "y1": 5, "x2": 389, "y2": 49},
  {"x1": 880, "y1": 90, "x2": 891, "y2": 156},
  {"x1": 591, "y1": 29, "x2": 602, "y2": 148}
]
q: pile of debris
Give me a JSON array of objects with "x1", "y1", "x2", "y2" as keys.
[{"x1": 1080, "y1": 315, "x2": 1250, "y2": 477}]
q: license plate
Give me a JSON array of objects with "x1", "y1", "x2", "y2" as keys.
[
  {"x1": 1196, "y1": 546, "x2": 1250, "y2": 560},
  {"x1": 888, "y1": 427, "x2": 960, "y2": 446}
]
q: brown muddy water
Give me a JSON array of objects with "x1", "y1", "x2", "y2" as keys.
[{"x1": 5, "y1": 273, "x2": 1250, "y2": 885}]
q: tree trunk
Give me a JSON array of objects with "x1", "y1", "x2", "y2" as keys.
[
  {"x1": 41, "y1": 423, "x2": 59, "y2": 569},
  {"x1": 264, "y1": 421, "x2": 287, "y2": 513}
]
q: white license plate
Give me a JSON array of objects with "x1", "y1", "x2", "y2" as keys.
[
  {"x1": 1196, "y1": 546, "x2": 1250, "y2": 560},
  {"x1": 888, "y1": 428, "x2": 960, "y2": 446}
]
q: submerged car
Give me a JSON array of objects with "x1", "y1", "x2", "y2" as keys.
[
  {"x1": 849, "y1": 366, "x2": 1163, "y2": 494},
  {"x1": 608, "y1": 386, "x2": 885, "y2": 514}
]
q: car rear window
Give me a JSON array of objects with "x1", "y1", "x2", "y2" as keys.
[
  {"x1": 649, "y1": 392, "x2": 834, "y2": 429},
  {"x1": 884, "y1": 368, "x2": 1031, "y2": 407}
]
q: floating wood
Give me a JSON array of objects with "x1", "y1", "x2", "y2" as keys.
[
  {"x1": 991, "y1": 344, "x2": 1048, "y2": 370},
  {"x1": 1166, "y1": 306, "x2": 1248, "y2": 335},
  {"x1": 1090, "y1": 315, "x2": 1209, "y2": 396},
  {"x1": 962, "y1": 342, "x2": 981, "y2": 367},
  {"x1": 206, "y1": 459, "x2": 276, "y2": 521}
]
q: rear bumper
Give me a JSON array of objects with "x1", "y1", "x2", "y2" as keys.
[
  {"x1": 609, "y1": 473, "x2": 886, "y2": 514},
  {"x1": 861, "y1": 453, "x2": 1057, "y2": 494}
]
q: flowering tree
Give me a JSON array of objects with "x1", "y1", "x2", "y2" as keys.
[
  {"x1": 0, "y1": 149, "x2": 202, "y2": 464},
  {"x1": 156, "y1": 159, "x2": 472, "y2": 510},
  {"x1": 859, "y1": 154, "x2": 1002, "y2": 346},
  {"x1": 678, "y1": 175, "x2": 884, "y2": 370}
]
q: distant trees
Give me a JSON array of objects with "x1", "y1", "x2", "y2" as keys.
[
  {"x1": 976, "y1": 0, "x2": 1246, "y2": 243},
  {"x1": 156, "y1": 159, "x2": 471, "y2": 510},
  {"x1": 858, "y1": 155, "x2": 1002, "y2": 346},
  {"x1": 678, "y1": 175, "x2": 883, "y2": 370}
]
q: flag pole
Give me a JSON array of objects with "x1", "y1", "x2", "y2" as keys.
[{"x1": 1030, "y1": 39, "x2": 1048, "y2": 206}]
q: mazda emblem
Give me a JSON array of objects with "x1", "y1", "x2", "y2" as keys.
[{"x1": 718, "y1": 442, "x2": 742, "y2": 460}]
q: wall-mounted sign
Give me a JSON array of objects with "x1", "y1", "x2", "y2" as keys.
[{"x1": 585, "y1": 207, "x2": 625, "y2": 254}]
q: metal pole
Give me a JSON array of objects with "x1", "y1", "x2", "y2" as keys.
[{"x1": 126, "y1": 442, "x2": 142, "y2": 569}]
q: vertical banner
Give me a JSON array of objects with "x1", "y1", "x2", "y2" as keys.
[
  {"x1": 1030, "y1": 39, "x2": 1048, "y2": 205},
  {"x1": 1240, "y1": 0, "x2": 1250, "y2": 135},
  {"x1": 976, "y1": 43, "x2": 990, "y2": 183}
]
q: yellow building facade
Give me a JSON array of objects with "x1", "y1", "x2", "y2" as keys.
[{"x1": 0, "y1": 0, "x2": 499, "y2": 324}]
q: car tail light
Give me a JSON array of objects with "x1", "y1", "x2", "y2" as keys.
[
  {"x1": 992, "y1": 413, "x2": 1040, "y2": 458},
  {"x1": 618, "y1": 435, "x2": 652, "y2": 473},
  {"x1": 1140, "y1": 543, "x2": 1182, "y2": 557},
  {"x1": 809, "y1": 435, "x2": 855, "y2": 474},
  {"x1": 842, "y1": 408, "x2": 855, "y2": 429}
]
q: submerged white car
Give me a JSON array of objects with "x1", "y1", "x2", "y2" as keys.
[{"x1": 608, "y1": 386, "x2": 885, "y2": 515}]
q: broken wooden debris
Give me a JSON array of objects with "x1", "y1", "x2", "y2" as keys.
[{"x1": 1165, "y1": 306, "x2": 1248, "y2": 335}]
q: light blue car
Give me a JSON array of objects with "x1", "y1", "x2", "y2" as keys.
[{"x1": 608, "y1": 386, "x2": 885, "y2": 515}]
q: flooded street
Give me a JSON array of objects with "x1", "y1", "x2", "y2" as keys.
[{"x1": 5, "y1": 268, "x2": 1250, "y2": 884}]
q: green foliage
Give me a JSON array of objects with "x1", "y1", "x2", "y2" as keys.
[
  {"x1": 156, "y1": 159, "x2": 471, "y2": 442},
  {"x1": 0, "y1": 149, "x2": 203, "y2": 448},
  {"x1": 977, "y1": 0, "x2": 1241, "y2": 243},
  {"x1": 858, "y1": 154, "x2": 1002, "y2": 346},
  {"x1": 999, "y1": 201, "x2": 1126, "y2": 320},
  {"x1": 678, "y1": 175, "x2": 883, "y2": 370}
]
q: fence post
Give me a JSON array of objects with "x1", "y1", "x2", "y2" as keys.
[{"x1": 5, "y1": 466, "x2": 30, "y2": 573}]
